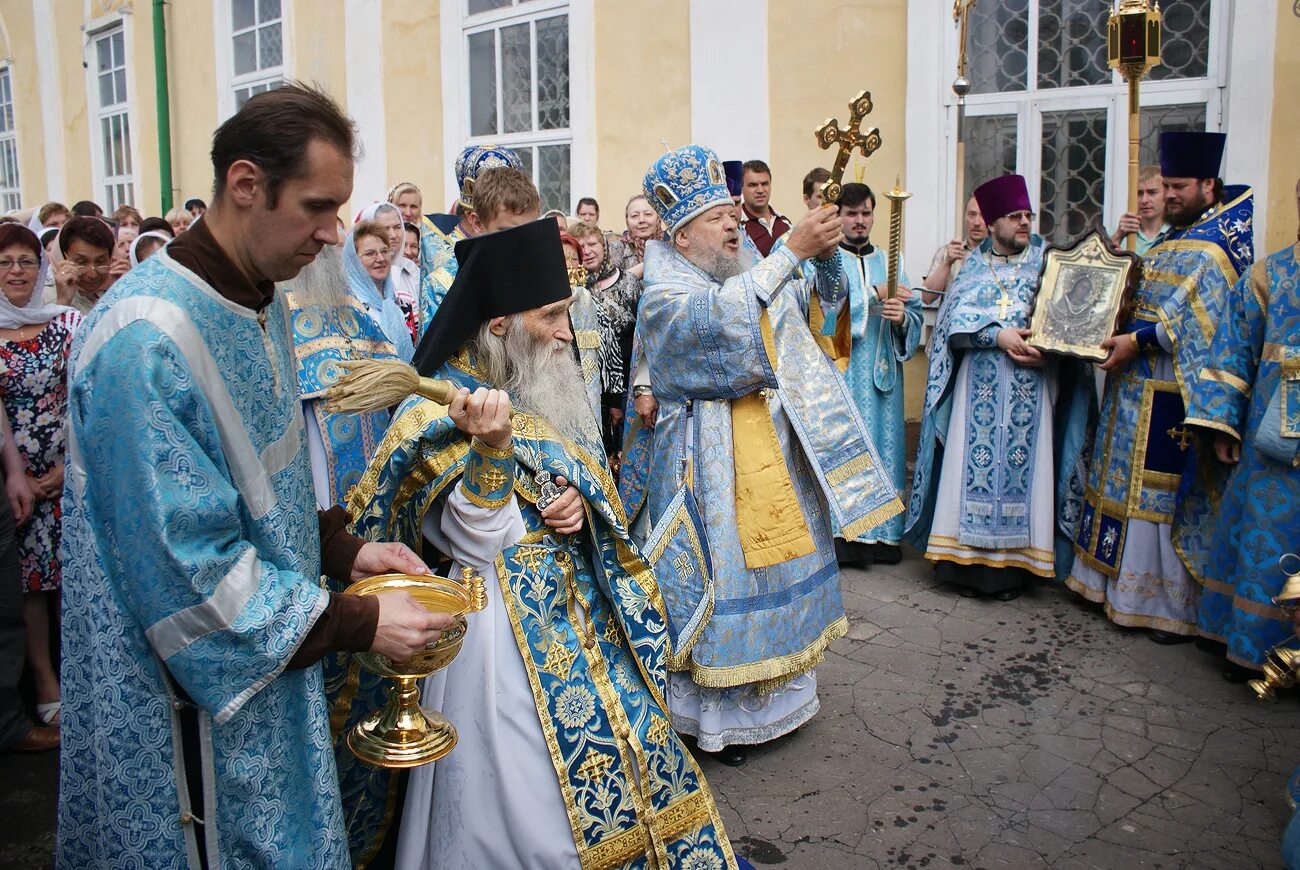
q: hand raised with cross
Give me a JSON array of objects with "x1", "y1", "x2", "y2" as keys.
[{"x1": 815, "y1": 90, "x2": 883, "y2": 206}]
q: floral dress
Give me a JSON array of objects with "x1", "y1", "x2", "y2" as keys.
[{"x1": 0, "y1": 310, "x2": 81, "y2": 592}]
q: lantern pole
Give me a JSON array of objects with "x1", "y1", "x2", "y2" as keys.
[{"x1": 1107, "y1": 0, "x2": 1162, "y2": 251}]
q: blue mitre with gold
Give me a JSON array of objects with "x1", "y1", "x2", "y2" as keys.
[
  {"x1": 642, "y1": 144, "x2": 733, "y2": 234},
  {"x1": 455, "y1": 144, "x2": 523, "y2": 210}
]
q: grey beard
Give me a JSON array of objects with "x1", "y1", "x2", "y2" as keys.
[
  {"x1": 278, "y1": 243, "x2": 351, "y2": 313},
  {"x1": 472, "y1": 316, "x2": 595, "y2": 443},
  {"x1": 682, "y1": 239, "x2": 743, "y2": 281}
]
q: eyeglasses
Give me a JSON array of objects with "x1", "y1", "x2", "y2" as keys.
[
  {"x1": 0, "y1": 258, "x2": 40, "y2": 272},
  {"x1": 359, "y1": 248, "x2": 391, "y2": 261},
  {"x1": 70, "y1": 260, "x2": 112, "y2": 273},
  {"x1": 1005, "y1": 211, "x2": 1036, "y2": 224}
]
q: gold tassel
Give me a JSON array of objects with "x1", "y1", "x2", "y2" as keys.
[{"x1": 324, "y1": 358, "x2": 458, "y2": 413}]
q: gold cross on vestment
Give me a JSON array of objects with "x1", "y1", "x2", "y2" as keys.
[
  {"x1": 815, "y1": 91, "x2": 883, "y2": 205},
  {"x1": 997, "y1": 289, "x2": 1014, "y2": 320},
  {"x1": 1167, "y1": 425, "x2": 1193, "y2": 450}
]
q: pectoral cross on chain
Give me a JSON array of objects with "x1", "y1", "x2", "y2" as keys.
[
  {"x1": 815, "y1": 91, "x2": 883, "y2": 205},
  {"x1": 996, "y1": 289, "x2": 1014, "y2": 320}
]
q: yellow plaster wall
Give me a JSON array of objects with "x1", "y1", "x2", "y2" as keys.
[
  {"x1": 156, "y1": 0, "x2": 217, "y2": 212},
  {"x1": 1266, "y1": 4, "x2": 1299, "y2": 252},
  {"x1": 767, "y1": 0, "x2": 923, "y2": 418},
  {"x1": 293, "y1": 0, "x2": 346, "y2": 108},
  {"x1": 591, "y1": 0, "x2": 691, "y2": 226},
  {"x1": 53, "y1": 0, "x2": 90, "y2": 203},
  {"x1": 1, "y1": 3, "x2": 47, "y2": 207},
  {"x1": 382, "y1": 0, "x2": 444, "y2": 210},
  {"x1": 766, "y1": 0, "x2": 908, "y2": 221}
]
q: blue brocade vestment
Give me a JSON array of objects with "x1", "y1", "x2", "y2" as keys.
[
  {"x1": 58, "y1": 252, "x2": 348, "y2": 869},
  {"x1": 1185, "y1": 243, "x2": 1300, "y2": 667}
]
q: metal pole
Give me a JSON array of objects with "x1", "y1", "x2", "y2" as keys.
[
  {"x1": 1126, "y1": 76, "x2": 1140, "y2": 252},
  {"x1": 153, "y1": 0, "x2": 174, "y2": 213}
]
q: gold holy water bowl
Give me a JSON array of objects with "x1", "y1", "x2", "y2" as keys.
[{"x1": 344, "y1": 569, "x2": 486, "y2": 768}]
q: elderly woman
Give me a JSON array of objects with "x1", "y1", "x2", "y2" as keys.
[
  {"x1": 572, "y1": 221, "x2": 643, "y2": 458},
  {"x1": 387, "y1": 181, "x2": 424, "y2": 227},
  {"x1": 0, "y1": 224, "x2": 81, "y2": 727},
  {"x1": 358, "y1": 201, "x2": 419, "y2": 344},
  {"x1": 164, "y1": 206, "x2": 192, "y2": 236},
  {"x1": 52, "y1": 217, "x2": 115, "y2": 314},
  {"x1": 128, "y1": 230, "x2": 170, "y2": 268},
  {"x1": 605, "y1": 193, "x2": 663, "y2": 279},
  {"x1": 348, "y1": 218, "x2": 414, "y2": 362}
]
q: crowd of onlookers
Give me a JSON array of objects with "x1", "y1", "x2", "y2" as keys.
[{"x1": 0, "y1": 196, "x2": 205, "y2": 753}]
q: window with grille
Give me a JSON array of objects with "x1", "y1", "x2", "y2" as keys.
[
  {"x1": 231, "y1": 0, "x2": 284, "y2": 110},
  {"x1": 90, "y1": 26, "x2": 134, "y2": 212},
  {"x1": 961, "y1": 0, "x2": 1219, "y2": 245},
  {"x1": 465, "y1": 0, "x2": 570, "y2": 213},
  {"x1": 0, "y1": 68, "x2": 20, "y2": 212}
]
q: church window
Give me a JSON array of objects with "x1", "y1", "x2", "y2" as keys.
[
  {"x1": 464, "y1": 0, "x2": 572, "y2": 213},
  {"x1": 960, "y1": 0, "x2": 1220, "y2": 245},
  {"x1": 88, "y1": 25, "x2": 135, "y2": 211},
  {"x1": 229, "y1": 0, "x2": 285, "y2": 112},
  {"x1": 0, "y1": 67, "x2": 21, "y2": 212}
]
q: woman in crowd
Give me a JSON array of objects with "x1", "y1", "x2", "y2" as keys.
[
  {"x1": 128, "y1": 230, "x2": 170, "y2": 268},
  {"x1": 0, "y1": 224, "x2": 80, "y2": 728},
  {"x1": 357, "y1": 201, "x2": 419, "y2": 344},
  {"x1": 347, "y1": 219, "x2": 414, "y2": 362},
  {"x1": 107, "y1": 224, "x2": 137, "y2": 288},
  {"x1": 138, "y1": 216, "x2": 174, "y2": 238},
  {"x1": 573, "y1": 221, "x2": 643, "y2": 459},
  {"x1": 606, "y1": 193, "x2": 663, "y2": 279},
  {"x1": 109, "y1": 205, "x2": 142, "y2": 234},
  {"x1": 52, "y1": 217, "x2": 114, "y2": 314},
  {"x1": 388, "y1": 181, "x2": 424, "y2": 227},
  {"x1": 164, "y1": 206, "x2": 192, "y2": 236}
]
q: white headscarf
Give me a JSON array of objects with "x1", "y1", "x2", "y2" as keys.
[
  {"x1": 129, "y1": 230, "x2": 172, "y2": 268},
  {"x1": 0, "y1": 227, "x2": 76, "y2": 330}
]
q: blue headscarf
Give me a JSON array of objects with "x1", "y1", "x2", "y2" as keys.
[{"x1": 345, "y1": 202, "x2": 414, "y2": 362}]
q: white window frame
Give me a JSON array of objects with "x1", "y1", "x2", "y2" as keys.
[
  {"x1": 213, "y1": 0, "x2": 293, "y2": 121},
  {"x1": 904, "y1": 0, "x2": 1273, "y2": 279},
  {"x1": 83, "y1": 13, "x2": 139, "y2": 211},
  {"x1": 440, "y1": 0, "x2": 594, "y2": 213},
  {"x1": 0, "y1": 65, "x2": 22, "y2": 212}
]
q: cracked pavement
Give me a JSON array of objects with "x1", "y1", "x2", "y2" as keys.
[
  {"x1": 701, "y1": 551, "x2": 1300, "y2": 869},
  {"x1": 4, "y1": 550, "x2": 1297, "y2": 869}
]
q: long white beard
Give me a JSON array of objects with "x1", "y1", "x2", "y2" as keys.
[
  {"x1": 279, "y1": 243, "x2": 351, "y2": 313},
  {"x1": 474, "y1": 317, "x2": 595, "y2": 443}
]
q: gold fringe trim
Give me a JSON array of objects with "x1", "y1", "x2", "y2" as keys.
[
  {"x1": 841, "y1": 497, "x2": 904, "y2": 542},
  {"x1": 687, "y1": 614, "x2": 849, "y2": 689},
  {"x1": 826, "y1": 452, "x2": 874, "y2": 486}
]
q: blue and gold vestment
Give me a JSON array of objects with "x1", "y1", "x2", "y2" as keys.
[
  {"x1": 330, "y1": 350, "x2": 738, "y2": 869},
  {"x1": 1185, "y1": 243, "x2": 1300, "y2": 667},
  {"x1": 1068, "y1": 187, "x2": 1254, "y2": 630}
]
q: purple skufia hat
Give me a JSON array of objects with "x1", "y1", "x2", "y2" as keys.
[
  {"x1": 1159, "y1": 131, "x2": 1226, "y2": 179},
  {"x1": 723, "y1": 160, "x2": 744, "y2": 197},
  {"x1": 973, "y1": 174, "x2": 1033, "y2": 224}
]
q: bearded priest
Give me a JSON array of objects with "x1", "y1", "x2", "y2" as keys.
[
  {"x1": 340, "y1": 218, "x2": 740, "y2": 869},
  {"x1": 627, "y1": 145, "x2": 903, "y2": 766}
]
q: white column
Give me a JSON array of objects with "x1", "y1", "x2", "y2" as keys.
[
  {"x1": 344, "y1": 0, "x2": 388, "y2": 207},
  {"x1": 31, "y1": 0, "x2": 66, "y2": 203},
  {"x1": 904, "y1": 0, "x2": 951, "y2": 283},
  {"x1": 1221, "y1": 2, "x2": 1275, "y2": 250},
  {"x1": 688, "y1": 0, "x2": 768, "y2": 161},
  {"x1": 568, "y1": 0, "x2": 596, "y2": 208}
]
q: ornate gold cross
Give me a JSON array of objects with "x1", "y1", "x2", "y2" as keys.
[
  {"x1": 1167, "y1": 425, "x2": 1193, "y2": 450},
  {"x1": 814, "y1": 91, "x2": 883, "y2": 205}
]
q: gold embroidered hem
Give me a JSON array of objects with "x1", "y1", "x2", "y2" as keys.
[
  {"x1": 1183, "y1": 415, "x2": 1240, "y2": 442},
  {"x1": 686, "y1": 614, "x2": 849, "y2": 690},
  {"x1": 924, "y1": 535, "x2": 1054, "y2": 578},
  {"x1": 470, "y1": 437, "x2": 515, "y2": 459}
]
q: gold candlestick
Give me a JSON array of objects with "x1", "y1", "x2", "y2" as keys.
[
  {"x1": 1107, "y1": 0, "x2": 1162, "y2": 252},
  {"x1": 883, "y1": 178, "x2": 912, "y2": 300}
]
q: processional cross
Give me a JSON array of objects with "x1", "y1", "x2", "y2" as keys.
[{"x1": 814, "y1": 91, "x2": 882, "y2": 205}]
